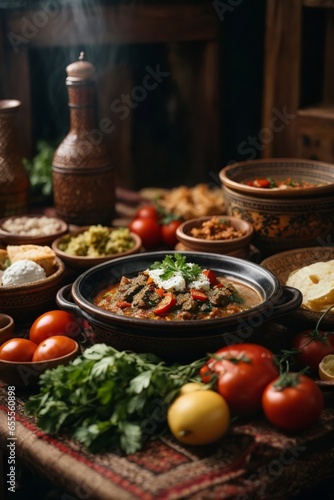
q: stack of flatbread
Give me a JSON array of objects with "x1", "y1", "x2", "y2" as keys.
[{"x1": 286, "y1": 259, "x2": 334, "y2": 312}]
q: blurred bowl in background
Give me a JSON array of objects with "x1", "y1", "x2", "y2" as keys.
[
  {"x1": 219, "y1": 158, "x2": 334, "y2": 256},
  {"x1": 0, "y1": 314, "x2": 15, "y2": 345},
  {"x1": 0, "y1": 214, "x2": 68, "y2": 246}
]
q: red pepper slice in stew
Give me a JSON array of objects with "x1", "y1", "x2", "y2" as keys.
[
  {"x1": 190, "y1": 289, "x2": 208, "y2": 301},
  {"x1": 154, "y1": 292, "x2": 177, "y2": 315},
  {"x1": 202, "y1": 269, "x2": 219, "y2": 286}
]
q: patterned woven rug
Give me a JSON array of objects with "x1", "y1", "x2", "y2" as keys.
[{"x1": 1, "y1": 384, "x2": 334, "y2": 500}]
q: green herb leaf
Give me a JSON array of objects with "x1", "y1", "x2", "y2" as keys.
[
  {"x1": 150, "y1": 253, "x2": 202, "y2": 283},
  {"x1": 25, "y1": 344, "x2": 205, "y2": 455}
]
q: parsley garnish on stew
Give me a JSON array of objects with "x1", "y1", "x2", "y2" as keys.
[{"x1": 150, "y1": 253, "x2": 202, "y2": 283}]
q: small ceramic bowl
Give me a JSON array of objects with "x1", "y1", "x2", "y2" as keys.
[
  {"x1": 0, "y1": 340, "x2": 80, "y2": 388},
  {"x1": 0, "y1": 314, "x2": 15, "y2": 345},
  {"x1": 176, "y1": 216, "x2": 254, "y2": 254},
  {"x1": 52, "y1": 227, "x2": 142, "y2": 269},
  {"x1": 0, "y1": 214, "x2": 68, "y2": 246},
  {"x1": 0, "y1": 257, "x2": 65, "y2": 323}
]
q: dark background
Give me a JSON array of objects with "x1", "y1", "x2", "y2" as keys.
[{"x1": 21, "y1": 0, "x2": 267, "y2": 190}]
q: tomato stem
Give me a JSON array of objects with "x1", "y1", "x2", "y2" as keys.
[{"x1": 273, "y1": 372, "x2": 300, "y2": 391}]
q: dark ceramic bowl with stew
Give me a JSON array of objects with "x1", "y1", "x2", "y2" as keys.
[
  {"x1": 219, "y1": 158, "x2": 334, "y2": 256},
  {"x1": 56, "y1": 251, "x2": 302, "y2": 363}
]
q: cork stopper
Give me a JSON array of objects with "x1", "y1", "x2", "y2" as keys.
[{"x1": 66, "y1": 52, "x2": 95, "y2": 82}]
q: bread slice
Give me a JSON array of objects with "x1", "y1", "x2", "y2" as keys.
[{"x1": 7, "y1": 244, "x2": 57, "y2": 276}]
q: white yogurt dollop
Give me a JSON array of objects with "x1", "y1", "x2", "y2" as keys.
[{"x1": 1, "y1": 259, "x2": 46, "y2": 286}]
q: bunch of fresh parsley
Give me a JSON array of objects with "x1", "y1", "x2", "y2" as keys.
[{"x1": 25, "y1": 344, "x2": 205, "y2": 455}]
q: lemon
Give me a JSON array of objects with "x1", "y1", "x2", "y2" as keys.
[
  {"x1": 167, "y1": 389, "x2": 230, "y2": 445},
  {"x1": 319, "y1": 354, "x2": 334, "y2": 381}
]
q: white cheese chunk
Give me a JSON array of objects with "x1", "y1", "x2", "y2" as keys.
[{"x1": 1, "y1": 259, "x2": 46, "y2": 286}]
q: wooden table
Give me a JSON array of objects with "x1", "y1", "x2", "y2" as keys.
[{"x1": 0, "y1": 321, "x2": 334, "y2": 500}]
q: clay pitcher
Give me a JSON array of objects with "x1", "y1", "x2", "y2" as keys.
[
  {"x1": 52, "y1": 54, "x2": 116, "y2": 226},
  {"x1": 0, "y1": 100, "x2": 30, "y2": 217}
]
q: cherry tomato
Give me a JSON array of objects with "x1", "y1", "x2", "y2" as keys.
[
  {"x1": 129, "y1": 217, "x2": 162, "y2": 250},
  {"x1": 0, "y1": 338, "x2": 38, "y2": 362},
  {"x1": 135, "y1": 205, "x2": 160, "y2": 221},
  {"x1": 291, "y1": 329, "x2": 334, "y2": 376},
  {"x1": 32, "y1": 335, "x2": 77, "y2": 362},
  {"x1": 262, "y1": 372, "x2": 324, "y2": 432},
  {"x1": 29, "y1": 310, "x2": 81, "y2": 345},
  {"x1": 201, "y1": 343, "x2": 279, "y2": 416},
  {"x1": 161, "y1": 220, "x2": 182, "y2": 248}
]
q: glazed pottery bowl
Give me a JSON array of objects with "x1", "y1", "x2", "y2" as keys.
[
  {"x1": 219, "y1": 159, "x2": 334, "y2": 255},
  {"x1": 52, "y1": 227, "x2": 142, "y2": 270},
  {"x1": 0, "y1": 340, "x2": 80, "y2": 388},
  {"x1": 0, "y1": 214, "x2": 68, "y2": 246},
  {"x1": 261, "y1": 246, "x2": 334, "y2": 328},
  {"x1": 176, "y1": 215, "x2": 253, "y2": 254},
  {"x1": 0, "y1": 257, "x2": 65, "y2": 323},
  {"x1": 56, "y1": 251, "x2": 302, "y2": 362}
]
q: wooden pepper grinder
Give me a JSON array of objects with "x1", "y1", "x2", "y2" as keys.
[{"x1": 52, "y1": 53, "x2": 116, "y2": 226}]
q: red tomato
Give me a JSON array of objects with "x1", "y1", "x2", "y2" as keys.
[
  {"x1": 291, "y1": 329, "x2": 334, "y2": 376},
  {"x1": 161, "y1": 220, "x2": 182, "y2": 248},
  {"x1": 135, "y1": 205, "x2": 160, "y2": 221},
  {"x1": 262, "y1": 372, "x2": 324, "y2": 432},
  {"x1": 201, "y1": 343, "x2": 279, "y2": 416},
  {"x1": 32, "y1": 335, "x2": 77, "y2": 362},
  {"x1": 29, "y1": 310, "x2": 81, "y2": 345},
  {"x1": 0, "y1": 338, "x2": 37, "y2": 362},
  {"x1": 129, "y1": 217, "x2": 162, "y2": 250}
]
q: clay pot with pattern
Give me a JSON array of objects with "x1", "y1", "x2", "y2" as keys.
[
  {"x1": 52, "y1": 53, "x2": 116, "y2": 226},
  {"x1": 0, "y1": 100, "x2": 30, "y2": 217}
]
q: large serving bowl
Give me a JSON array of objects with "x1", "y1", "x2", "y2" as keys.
[
  {"x1": 219, "y1": 158, "x2": 334, "y2": 255},
  {"x1": 0, "y1": 257, "x2": 65, "y2": 323},
  {"x1": 56, "y1": 251, "x2": 302, "y2": 362}
]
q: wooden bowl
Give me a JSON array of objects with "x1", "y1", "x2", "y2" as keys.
[
  {"x1": 52, "y1": 227, "x2": 142, "y2": 270},
  {"x1": 219, "y1": 159, "x2": 334, "y2": 256},
  {"x1": 0, "y1": 257, "x2": 65, "y2": 323},
  {"x1": 0, "y1": 314, "x2": 15, "y2": 345},
  {"x1": 0, "y1": 340, "x2": 80, "y2": 388},
  {"x1": 0, "y1": 214, "x2": 68, "y2": 246},
  {"x1": 176, "y1": 216, "x2": 253, "y2": 254}
]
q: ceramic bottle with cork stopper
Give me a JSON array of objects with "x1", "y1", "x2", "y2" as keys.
[{"x1": 52, "y1": 53, "x2": 116, "y2": 226}]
